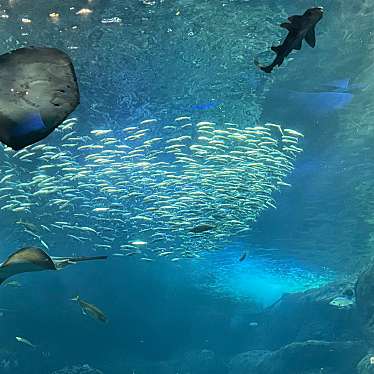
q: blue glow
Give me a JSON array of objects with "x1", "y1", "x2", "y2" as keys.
[
  {"x1": 190, "y1": 243, "x2": 335, "y2": 306},
  {"x1": 11, "y1": 112, "x2": 46, "y2": 137}
]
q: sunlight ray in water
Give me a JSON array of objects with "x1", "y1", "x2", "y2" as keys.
[{"x1": 190, "y1": 243, "x2": 335, "y2": 306}]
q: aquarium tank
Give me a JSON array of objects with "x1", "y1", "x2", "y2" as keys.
[{"x1": 0, "y1": 0, "x2": 373, "y2": 373}]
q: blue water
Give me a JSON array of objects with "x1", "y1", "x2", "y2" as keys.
[{"x1": 0, "y1": 0, "x2": 371, "y2": 373}]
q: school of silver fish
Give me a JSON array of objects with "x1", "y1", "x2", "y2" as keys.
[{"x1": 1, "y1": 116, "x2": 303, "y2": 262}]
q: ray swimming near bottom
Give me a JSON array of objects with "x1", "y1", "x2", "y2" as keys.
[
  {"x1": 292, "y1": 77, "x2": 367, "y2": 116},
  {"x1": 289, "y1": 91, "x2": 353, "y2": 116},
  {"x1": 0, "y1": 247, "x2": 107, "y2": 285},
  {"x1": 267, "y1": 78, "x2": 364, "y2": 118}
]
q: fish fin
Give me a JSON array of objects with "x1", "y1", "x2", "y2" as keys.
[
  {"x1": 81, "y1": 308, "x2": 87, "y2": 316},
  {"x1": 305, "y1": 27, "x2": 316, "y2": 47},
  {"x1": 288, "y1": 15, "x2": 303, "y2": 26},
  {"x1": 322, "y1": 79, "x2": 350, "y2": 91},
  {"x1": 271, "y1": 45, "x2": 282, "y2": 54},
  {"x1": 294, "y1": 39, "x2": 303, "y2": 50},
  {"x1": 280, "y1": 22, "x2": 297, "y2": 32}
]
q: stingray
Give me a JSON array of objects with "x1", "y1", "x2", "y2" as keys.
[
  {"x1": 0, "y1": 46, "x2": 79, "y2": 150},
  {"x1": 0, "y1": 247, "x2": 107, "y2": 285},
  {"x1": 267, "y1": 77, "x2": 366, "y2": 118}
]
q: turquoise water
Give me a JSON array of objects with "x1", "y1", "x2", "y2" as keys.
[{"x1": 0, "y1": 0, "x2": 372, "y2": 373}]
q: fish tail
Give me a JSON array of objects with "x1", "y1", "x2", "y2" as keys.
[
  {"x1": 254, "y1": 57, "x2": 274, "y2": 74},
  {"x1": 260, "y1": 65, "x2": 273, "y2": 74},
  {"x1": 70, "y1": 295, "x2": 80, "y2": 302}
]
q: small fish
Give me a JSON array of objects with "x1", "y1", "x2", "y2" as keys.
[
  {"x1": 71, "y1": 296, "x2": 108, "y2": 323},
  {"x1": 189, "y1": 224, "x2": 215, "y2": 234},
  {"x1": 191, "y1": 101, "x2": 220, "y2": 111},
  {"x1": 158, "y1": 251, "x2": 173, "y2": 257},
  {"x1": 256, "y1": 7, "x2": 323, "y2": 73},
  {"x1": 239, "y1": 252, "x2": 247, "y2": 262},
  {"x1": 41, "y1": 224, "x2": 51, "y2": 232},
  {"x1": 93, "y1": 207, "x2": 110, "y2": 212},
  {"x1": 16, "y1": 336, "x2": 36, "y2": 348},
  {"x1": 40, "y1": 239, "x2": 49, "y2": 250},
  {"x1": 128, "y1": 240, "x2": 147, "y2": 246},
  {"x1": 76, "y1": 8, "x2": 93, "y2": 15},
  {"x1": 16, "y1": 219, "x2": 38, "y2": 232},
  {"x1": 329, "y1": 296, "x2": 354, "y2": 309},
  {"x1": 3, "y1": 280, "x2": 22, "y2": 288},
  {"x1": 24, "y1": 228, "x2": 40, "y2": 239}
]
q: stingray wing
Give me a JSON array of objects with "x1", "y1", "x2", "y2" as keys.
[
  {"x1": 0, "y1": 47, "x2": 79, "y2": 150},
  {"x1": 0, "y1": 247, "x2": 56, "y2": 284}
]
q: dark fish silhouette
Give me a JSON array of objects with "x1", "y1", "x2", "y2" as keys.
[
  {"x1": 189, "y1": 224, "x2": 215, "y2": 234},
  {"x1": 239, "y1": 252, "x2": 247, "y2": 262},
  {"x1": 71, "y1": 296, "x2": 108, "y2": 323},
  {"x1": 257, "y1": 7, "x2": 323, "y2": 73},
  {"x1": 0, "y1": 247, "x2": 107, "y2": 285}
]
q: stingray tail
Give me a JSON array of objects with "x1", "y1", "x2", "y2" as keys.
[{"x1": 66, "y1": 255, "x2": 108, "y2": 263}]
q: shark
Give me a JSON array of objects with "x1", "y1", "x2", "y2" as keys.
[{"x1": 257, "y1": 7, "x2": 323, "y2": 73}]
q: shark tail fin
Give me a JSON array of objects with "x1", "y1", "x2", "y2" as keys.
[
  {"x1": 70, "y1": 296, "x2": 80, "y2": 302},
  {"x1": 254, "y1": 57, "x2": 273, "y2": 74},
  {"x1": 260, "y1": 65, "x2": 273, "y2": 74}
]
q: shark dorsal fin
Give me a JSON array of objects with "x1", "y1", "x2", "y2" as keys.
[
  {"x1": 288, "y1": 15, "x2": 303, "y2": 25},
  {"x1": 305, "y1": 27, "x2": 316, "y2": 47},
  {"x1": 280, "y1": 22, "x2": 294, "y2": 31}
]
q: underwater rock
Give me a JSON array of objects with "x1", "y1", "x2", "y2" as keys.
[
  {"x1": 356, "y1": 262, "x2": 374, "y2": 345},
  {"x1": 119, "y1": 350, "x2": 226, "y2": 374},
  {"x1": 51, "y1": 364, "x2": 103, "y2": 374},
  {"x1": 261, "y1": 281, "x2": 360, "y2": 349},
  {"x1": 256, "y1": 340, "x2": 366, "y2": 374},
  {"x1": 228, "y1": 350, "x2": 270, "y2": 374},
  {"x1": 177, "y1": 349, "x2": 226, "y2": 374},
  {"x1": 357, "y1": 354, "x2": 374, "y2": 374},
  {"x1": 111, "y1": 359, "x2": 177, "y2": 374}
]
